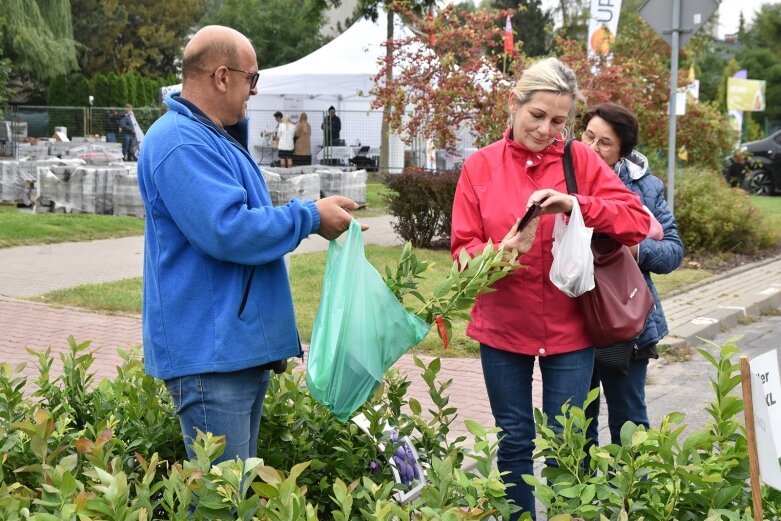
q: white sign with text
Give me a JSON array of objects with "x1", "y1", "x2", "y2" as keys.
[{"x1": 750, "y1": 349, "x2": 781, "y2": 490}]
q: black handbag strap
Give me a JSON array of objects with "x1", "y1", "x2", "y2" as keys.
[
  {"x1": 563, "y1": 140, "x2": 610, "y2": 241},
  {"x1": 562, "y1": 140, "x2": 578, "y2": 195}
]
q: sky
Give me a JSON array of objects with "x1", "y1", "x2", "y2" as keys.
[{"x1": 717, "y1": 0, "x2": 774, "y2": 38}]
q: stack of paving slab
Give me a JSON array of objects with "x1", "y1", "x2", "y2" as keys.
[
  {"x1": 316, "y1": 168, "x2": 367, "y2": 205},
  {"x1": 34, "y1": 163, "x2": 143, "y2": 217},
  {"x1": 48, "y1": 141, "x2": 124, "y2": 164},
  {"x1": 260, "y1": 166, "x2": 320, "y2": 207},
  {"x1": 0, "y1": 158, "x2": 85, "y2": 206}
]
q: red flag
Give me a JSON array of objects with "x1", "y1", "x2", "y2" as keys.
[
  {"x1": 503, "y1": 14, "x2": 513, "y2": 53},
  {"x1": 428, "y1": 7, "x2": 436, "y2": 46}
]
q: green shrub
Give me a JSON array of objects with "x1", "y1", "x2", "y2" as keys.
[
  {"x1": 384, "y1": 168, "x2": 460, "y2": 248},
  {"x1": 525, "y1": 339, "x2": 780, "y2": 520},
  {"x1": 675, "y1": 100, "x2": 737, "y2": 172},
  {"x1": 0, "y1": 337, "x2": 515, "y2": 520},
  {"x1": 674, "y1": 166, "x2": 780, "y2": 254}
]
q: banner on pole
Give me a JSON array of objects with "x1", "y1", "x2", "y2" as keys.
[
  {"x1": 727, "y1": 78, "x2": 767, "y2": 112},
  {"x1": 587, "y1": 0, "x2": 622, "y2": 56},
  {"x1": 749, "y1": 349, "x2": 781, "y2": 490}
]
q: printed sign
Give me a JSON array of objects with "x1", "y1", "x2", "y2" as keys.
[
  {"x1": 587, "y1": 0, "x2": 622, "y2": 56},
  {"x1": 727, "y1": 78, "x2": 767, "y2": 112},
  {"x1": 749, "y1": 349, "x2": 781, "y2": 490}
]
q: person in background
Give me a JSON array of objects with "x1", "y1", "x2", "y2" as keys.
[
  {"x1": 294, "y1": 112, "x2": 312, "y2": 166},
  {"x1": 137, "y1": 25, "x2": 364, "y2": 465},
  {"x1": 119, "y1": 104, "x2": 136, "y2": 161},
  {"x1": 581, "y1": 102, "x2": 683, "y2": 446},
  {"x1": 106, "y1": 110, "x2": 120, "y2": 143},
  {"x1": 321, "y1": 106, "x2": 341, "y2": 145},
  {"x1": 276, "y1": 115, "x2": 295, "y2": 168},
  {"x1": 450, "y1": 57, "x2": 650, "y2": 520}
]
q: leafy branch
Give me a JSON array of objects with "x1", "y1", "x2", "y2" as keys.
[{"x1": 384, "y1": 242, "x2": 520, "y2": 345}]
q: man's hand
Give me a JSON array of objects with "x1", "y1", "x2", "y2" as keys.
[{"x1": 315, "y1": 196, "x2": 368, "y2": 240}]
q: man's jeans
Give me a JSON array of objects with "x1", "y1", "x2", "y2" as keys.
[
  {"x1": 121, "y1": 133, "x2": 134, "y2": 160},
  {"x1": 480, "y1": 344, "x2": 595, "y2": 521},
  {"x1": 586, "y1": 357, "x2": 650, "y2": 445},
  {"x1": 165, "y1": 367, "x2": 271, "y2": 464}
]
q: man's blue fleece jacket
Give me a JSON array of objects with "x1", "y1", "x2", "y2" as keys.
[{"x1": 137, "y1": 94, "x2": 319, "y2": 380}]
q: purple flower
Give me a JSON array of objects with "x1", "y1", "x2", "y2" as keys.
[{"x1": 369, "y1": 460, "x2": 379, "y2": 476}]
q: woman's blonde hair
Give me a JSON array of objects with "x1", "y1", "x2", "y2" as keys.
[
  {"x1": 511, "y1": 57, "x2": 585, "y2": 131},
  {"x1": 298, "y1": 112, "x2": 308, "y2": 123}
]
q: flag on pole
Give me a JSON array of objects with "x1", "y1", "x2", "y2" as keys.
[
  {"x1": 427, "y1": 7, "x2": 436, "y2": 46},
  {"x1": 503, "y1": 15, "x2": 513, "y2": 53}
]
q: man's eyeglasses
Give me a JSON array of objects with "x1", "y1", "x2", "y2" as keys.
[
  {"x1": 211, "y1": 66, "x2": 260, "y2": 89},
  {"x1": 581, "y1": 131, "x2": 616, "y2": 152}
]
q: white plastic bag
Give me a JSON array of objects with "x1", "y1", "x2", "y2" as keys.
[{"x1": 549, "y1": 197, "x2": 595, "y2": 297}]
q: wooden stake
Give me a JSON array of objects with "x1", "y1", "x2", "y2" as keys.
[{"x1": 741, "y1": 355, "x2": 764, "y2": 521}]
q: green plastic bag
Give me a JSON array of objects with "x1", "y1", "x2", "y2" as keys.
[{"x1": 306, "y1": 220, "x2": 431, "y2": 421}]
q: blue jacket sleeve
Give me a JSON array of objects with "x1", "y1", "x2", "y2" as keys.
[
  {"x1": 150, "y1": 141, "x2": 319, "y2": 266},
  {"x1": 637, "y1": 175, "x2": 684, "y2": 274}
]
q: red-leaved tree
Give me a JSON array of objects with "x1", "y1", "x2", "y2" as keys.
[
  {"x1": 370, "y1": 5, "x2": 521, "y2": 151},
  {"x1": 372, "y1": 10, "x2": 734, "y2": 163}
]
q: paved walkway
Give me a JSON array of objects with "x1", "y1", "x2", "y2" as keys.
[{"x1": 2, "y1": 214, "x2": 781, "y2": 443}]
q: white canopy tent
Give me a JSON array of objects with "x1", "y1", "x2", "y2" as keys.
[
  {"x1": 247, "y1": 10, "x2": 414, "y2": 167},
  {"x1": 251, "y1": 9, "x2": 409, "y2": 113}
]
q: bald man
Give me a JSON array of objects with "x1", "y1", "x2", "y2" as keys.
[{"x1": 137, "y1": 25, "x2": 361, "y2": 463}]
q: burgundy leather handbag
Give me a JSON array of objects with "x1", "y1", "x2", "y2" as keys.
[{"x1": 562, "y1": 141, "x2": 653, "y2": 349}]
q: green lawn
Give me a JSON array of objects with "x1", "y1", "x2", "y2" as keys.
[
  {"x1": 749, "y1": 194, "x2": 781, "y2": 225},
  {"x1": 0, "y1": 205, "x2": 145, "y2": 249},
  {"x1": 351, "y1": 181, "x2": 390, "y2": 218}
]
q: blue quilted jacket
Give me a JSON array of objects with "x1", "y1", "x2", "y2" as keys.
[{"x1": 616, "y1": 151, "x2": 684, "y2": 351}]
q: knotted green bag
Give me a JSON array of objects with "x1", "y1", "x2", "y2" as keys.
[{"x1": 306, "y1": 220, "x2": 431, "y2": 421}]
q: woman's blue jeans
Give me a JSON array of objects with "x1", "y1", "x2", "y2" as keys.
[
  {"x1": 586, "y1": 357, "x2": 650, "y2": 445},
  {"x1": 165, "y1": 366, "x2": 271, "y2": 464},
  {"x1": 480, "y1": 344, "x2": 595, "y2": 521}
]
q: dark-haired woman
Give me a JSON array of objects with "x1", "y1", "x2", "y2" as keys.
[{"x1": 581, "y1": 102, "x2": 684, "y2": 445}]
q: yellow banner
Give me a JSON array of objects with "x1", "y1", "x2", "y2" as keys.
[{"x1": 727, "y1": 78, "x2": 766, "y2": 112}]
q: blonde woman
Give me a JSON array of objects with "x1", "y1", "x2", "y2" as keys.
[
  {"x1": 450, "y1": 57, "x2": 651, "y2": 520},
  {"x1": 294, "y1": 112, "x2": 312, "y2": 165}
]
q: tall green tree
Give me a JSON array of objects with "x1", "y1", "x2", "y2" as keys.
[
  {"x1": 0, "y1": 0, "x2": 78, "y2": 101},
  {"x1": 550, "y1": 0, "x2": 588, "y2": 44},
  {"x1": 487, "y1": 0, "x2": 552, "y2": 57},
  {"x1": 70, "y1": 0, "x2": 206, "y2": 78},
  {"x1": 0, "y1": 15, "x2": 12, "y2": 104},
  {"x1": 203, "y1": 0, "x2": 331, "y2": 69},
  {"x1": 743, "y1": 3, "x2": 781, "y2": 56},
  {"x1": 737, "y1": 4, "x2": 781, "y2": 126},
  {"x1": 70, "y1": 0, "x2": 129, "y2": 77}
]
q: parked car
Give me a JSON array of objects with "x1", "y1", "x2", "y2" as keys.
[{"x1": 723, "y1": 129, "x2": 781, "y2": 195}]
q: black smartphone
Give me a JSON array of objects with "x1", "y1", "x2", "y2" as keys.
[{"x1": 518, "y1": 195, "x2": 549, "y2": 232}]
